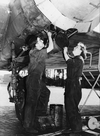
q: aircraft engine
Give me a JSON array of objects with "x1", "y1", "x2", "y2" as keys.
[{"x1": 0, "y1": 0, "x2": 51, "y2": 69}]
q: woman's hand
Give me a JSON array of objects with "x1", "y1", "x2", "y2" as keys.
[
  {"x1": 44, "y1": 30, "x2": 53, "y2": 53},
  {"x1": 44, "y1": 30, "x2": 52, "y2": 37},
  {"x1": 63, "y1": 47, "x2": 69, "y2": 61},
  {"x1": 64, "y1": 47, "x2": 68, "y2": 53}
]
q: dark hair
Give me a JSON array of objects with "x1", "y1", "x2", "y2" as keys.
[
  {"x1": 37, "y1": 31, "x2": 49, "y2": 48},
  {"x1": 25, "y1": 34, "x2": 37, "y2": 48},
  {"x1": 25, "y1": 31, "x2": 49, "y2": 48}
]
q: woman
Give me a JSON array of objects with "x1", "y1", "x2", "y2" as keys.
[
  {"x1": 23, "y1": 31, "x2": 54, "y2": 133},
  {"x1": 63, "y1": 42, "x2": 87, "y2": 135}
]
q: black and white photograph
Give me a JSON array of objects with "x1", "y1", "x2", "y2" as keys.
[{"x1": 0, "y1": 0, "x2": 100, "y2": 136}]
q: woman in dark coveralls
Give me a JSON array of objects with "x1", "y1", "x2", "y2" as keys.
[
  {"x1": 63, "y1": 42, "x2": 87, "y2": 135},
  {"x1": 23, "y1": 31, "x2": 54, "y2": 133}
]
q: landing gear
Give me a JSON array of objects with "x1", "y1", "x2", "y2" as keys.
[
  {"x1": 14, "y1": 75, "x2": 27, "y2": 124},
  {"x1": 7, "y1": 75, "x2": 26, "y2": 124},
  {"x1": 15, "y1": 88, "x2": 25, "y2": 124}
]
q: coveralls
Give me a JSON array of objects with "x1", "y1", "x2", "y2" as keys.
[
  {"x1": 23, "y1": 48, "x2": 49, "y2": 129},
  {"x1": 64, "y1": 56, "x2": 83, "y2": 132}
]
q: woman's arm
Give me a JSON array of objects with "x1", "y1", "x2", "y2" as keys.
[
  {"x1": 63, "y1": 47, "x2": 70, "y2": 61},
  {"x1": 46, "y1": 31, "x2": 54, "y2": 53}
]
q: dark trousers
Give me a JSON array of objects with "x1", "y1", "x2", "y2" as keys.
[
  {"x1": 36, "y1": 81, "x2": 50, "y2": 116},
  {"x1": 64, "y1": 79, "x2": 82, "y2": 131},
  {"x1": 23, "y1": 72, "x2": 50, "y2": 129}
]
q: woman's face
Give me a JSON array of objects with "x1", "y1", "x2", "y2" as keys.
[
  {"x1": 35, "y1": 37, "x2": 44, "y2": 50},
  {"x1": 72, "y1": 45, "x2": 82, "y2": 56}
]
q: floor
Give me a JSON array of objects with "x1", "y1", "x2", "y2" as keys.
[{"x1": 0, "y1": 83, "x2": 100, "y2": 136}]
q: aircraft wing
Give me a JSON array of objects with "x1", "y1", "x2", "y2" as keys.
[{"x1": 0, "y1": 0, "x2": 100, "y2": 70}]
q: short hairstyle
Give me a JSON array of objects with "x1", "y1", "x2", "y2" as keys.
[
  {"x1": 25, "y1": 34, "x2": 37, "y2": 48},
  {"x1": 37, "y1": 31, "x2": 49, "y2": 48},
  {"x1": 25, "y1": 31, "x2": 49, "y2": 48}
]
